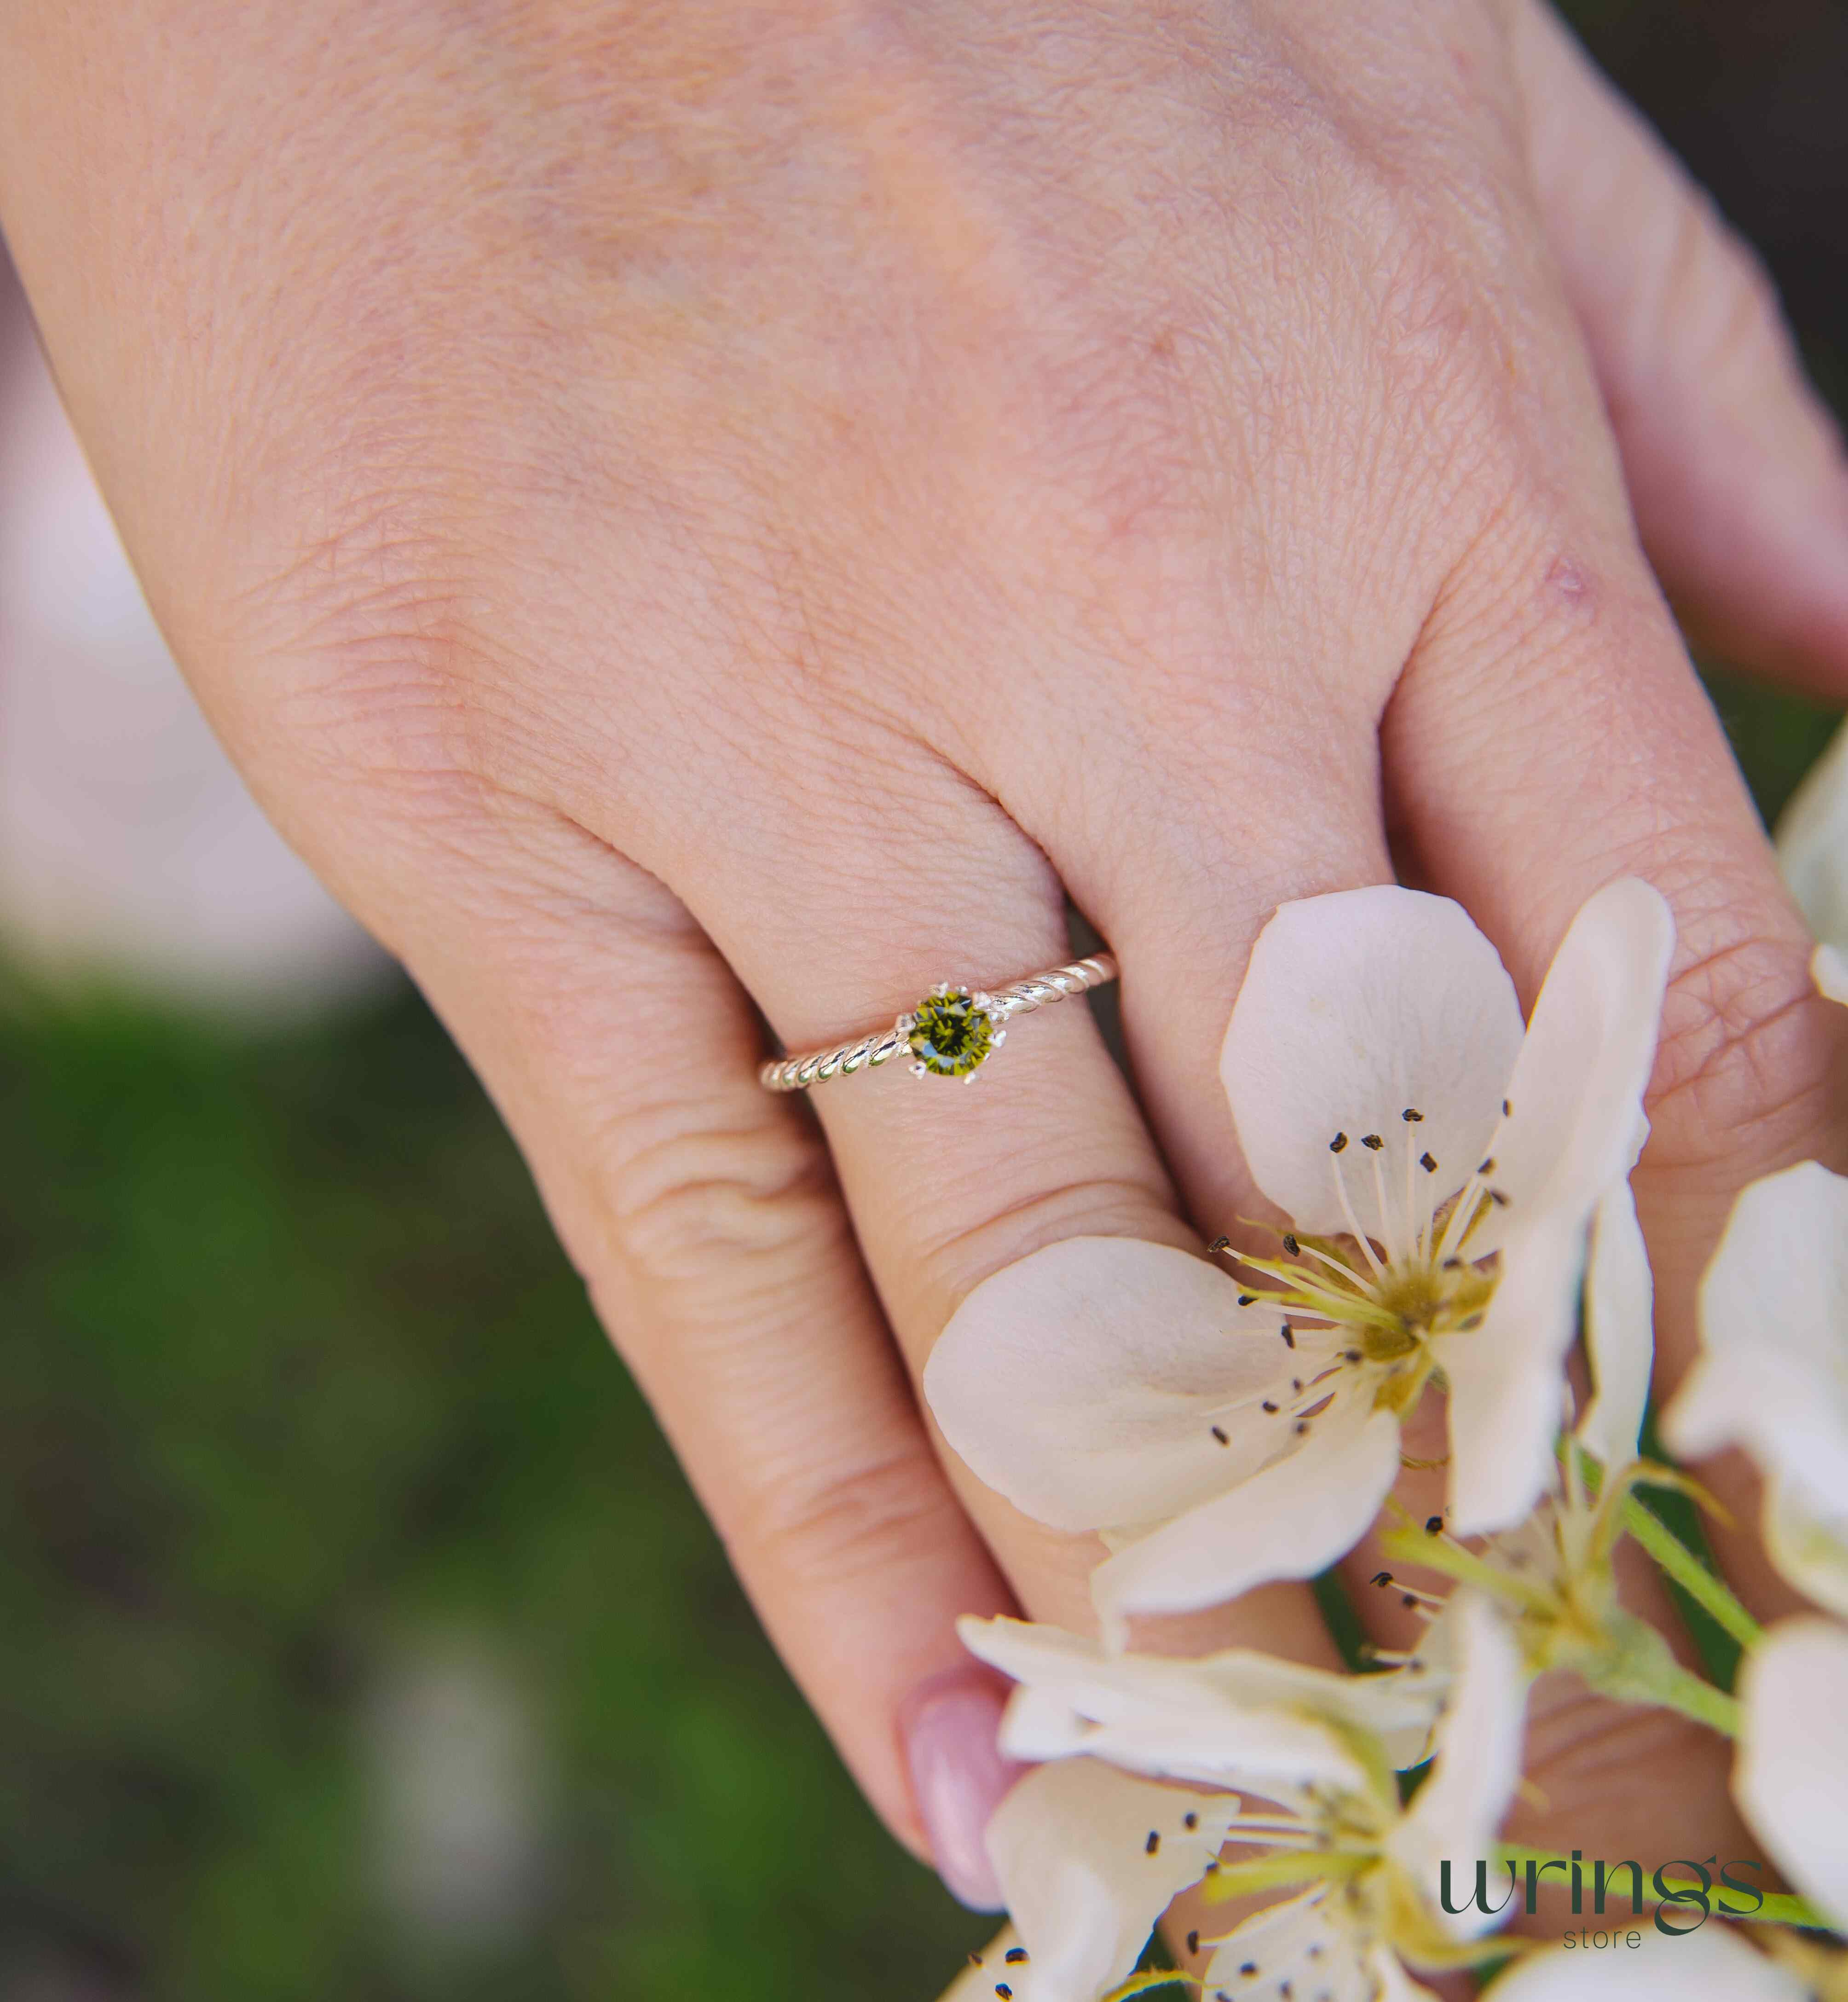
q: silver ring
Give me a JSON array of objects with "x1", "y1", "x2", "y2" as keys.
[{"x1": 758, "y1": 953, "x2": 1119, "y2": 1093}]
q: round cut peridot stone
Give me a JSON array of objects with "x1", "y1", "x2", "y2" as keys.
[{"x1": 907, "y1": 990, "x2": 995, "y2": 1077}]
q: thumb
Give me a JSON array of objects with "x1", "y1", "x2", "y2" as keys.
[{"x1": 1513, "y1": 0, "x2": 1848, "y2": 701}]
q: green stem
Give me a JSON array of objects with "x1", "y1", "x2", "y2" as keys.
[
  {"x1": 1647, "y1": 1657, "x2": 1742, "y2": 1737},
  {"x1": 1498, "y1": 1846, "x2": 1831, "y2": 1931},
  {"x1": 1623, "y1": 1495, "x2": 1766, "y2": 1652}
]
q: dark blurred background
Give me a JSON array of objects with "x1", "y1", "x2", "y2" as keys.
[{"x1": 0, "y1": 6, "x2": 1842, "y2": 1998}]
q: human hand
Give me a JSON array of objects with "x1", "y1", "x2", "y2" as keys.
[{"x1": 2, "y1": 0, "x2": 1842, "y2": 1916}]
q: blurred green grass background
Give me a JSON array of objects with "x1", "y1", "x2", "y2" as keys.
[
  {"x1": 0, "y1": 992, "x2": 982, "y2": 1996},
  {"x1": 1, "y1": 6, "x2": 1843, "y2": 1996}
]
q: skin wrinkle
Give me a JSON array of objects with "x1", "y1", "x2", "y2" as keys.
[{"x1": 1647, "y1": 944, "x2": 1844, "y2": 1167}]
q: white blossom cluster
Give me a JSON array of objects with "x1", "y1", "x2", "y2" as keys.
[{"x1": 921, "y1": 723, "x2": 1848, "y2": 2002}]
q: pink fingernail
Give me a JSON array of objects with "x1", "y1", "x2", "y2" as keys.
[{"x1": 902, "y1": 1671, "x2": 1024, "y2": 1911}]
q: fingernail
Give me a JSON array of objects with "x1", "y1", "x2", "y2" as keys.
[{"x1": 901, "y1": 1670, "x2": 1022, "y2": 1911}]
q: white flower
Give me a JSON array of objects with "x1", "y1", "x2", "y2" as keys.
[
  {"x1": 925, "y1": 880, "x2": 1673, "y2": 1637},
  {"x1": 1776, "y1": 720, "x2": 1848, "y2": 1009},
  {"x1": 1736, "y1": 1617, "x2": 1848, "y2": 1936},
  {"x1": 961, "y1": 1614, "x2": 1453, "y2": 1782},
  {"x1": 938, "y1": 1928, "x2": 1028, "y2": 2002},
  {"x1": 1817, "y1": 943, "x2": 1848, "y2": 1009},
  {"x1": 1663, "y1": 1161, "x2": 1848, "y2": 1620},
  {"x1": 1369, "y1": 1194, "x2": 1689, "y2": 1705},
  {"x1": 1576, "y1": 1177, "x2": 1656, "y2": 1479},
  {"x1": 1778, "y1": 718, "x2": 1848, "y2": 957},
  {"x1": 1481, "y1": 1921, "x2": 1814, "y2": 2001},
  {"x1": 974, "y1": 1761, "x2": 1244, "y2": 2002},
  {"x1": 959, "y1": 1595, "x2": 1525, "y2": 2002}
]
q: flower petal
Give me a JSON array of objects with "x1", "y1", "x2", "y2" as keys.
[
  {"x1": 936, "y1": 1927, "x2": 1023, "y2": 2002},
  {"x1": 1816, "y1": 941, "x2": 1848, "y2": 1007},
  {"x1": 1763, "y1": 1472, "x2": 1848, "y2": 1620},
  {"x1": 1219, "y1": 888, "x2": 1523, "y2": 1248},
  {"x1": 961, "y1": 1616, "x2": 1448, "y2": 1777},
  {"x1": 1680, "y1": 1161, "x2": 1848, "y2": 1383},
  {"x1": 1664, "y1": 1162, "x2": 1848, "y2": 1524},
  {"x1": 924, "y1": 1237, "x2": 1290, "y2": 1534},
  {"x1": 1204, "y1": 1892, "x2": 1379, "y2": 2002},
  {"x1": 1386, "y1": 1594, "x2": 1526, "y2": 1942},
  {"x1": 1576, "y1": 1175, "x2": 1654, "y2": 1472},
  {"x1": 1736, "y1": 1616, "x2": 1848, "y2": 1930},
  {"x1": 1776, "y1": 713, "x2": 1848, "y2": 951},
  {"x1": 983, "y1": 1759, "x2": 1239, "y2": 2002},
  {"x1": 1467, "y1": 878, "x2": 1674, "y2": 1257},
  {"x1": 1482, "y1": 1925, "x2": 1809, "y2": 2002},
  {"x1": 1091, "y1": 1401, "x2": 1402, "y2": 1646},
  {"x1": 1440, "y1": 1211, "x2": 1583, "y2": 1537}
]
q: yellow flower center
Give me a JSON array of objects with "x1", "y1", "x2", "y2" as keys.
[{"x1": 1213, "y1": 1106, "x2": 1506, "y2": 1431}]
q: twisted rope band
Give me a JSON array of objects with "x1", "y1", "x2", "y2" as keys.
[{"x1": 758, "y1": 953, "x2": 1119, "y2": 1094}]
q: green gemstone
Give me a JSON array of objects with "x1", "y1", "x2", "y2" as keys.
[{"x1": 907, "y1": 990, "x2": 995, "y2": 1077}]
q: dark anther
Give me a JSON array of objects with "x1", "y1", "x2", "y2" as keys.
[
  {"x1": 1237, "y1": 1293, "x2": 1256, "y2": 1306},
  {"x1": 1242, "y1": 1965, "x2": 1259, "y2": 1979},
  {"x1": 1420, "y1": 1152, "x2": 1438, "y2": 1173},
  {"x1": 1280, "y1": 1325, "x2": 1296, "y2": 1348},
  {"x1": 1441, "y1": 1256, "x2": 1461, "y2": 1269},
  {"x1": 1371, "y1": 1571, "x2": 1393, "y2": 1587},
  {"x1": 970, "y1": 1954, "x2": 983, "y2": 1967},
  {"x1": 1490, "y1": 1189, "x2": 1510, "y2": 1206},
  {"x1": 1261, "y1": 1401, "x2": 1279, "y2": 1414},
  {"x1": 1292, "y1": 1377, "x2": 1303, "y2": 1392},
  {"x1": 1282, "y1": 1233, "x2": 1300, "y2": 1256},
  {"x1": 1212, "y1": 1424, "x2": 1230, "y2": 1444},
  {"x1": 1005, "y1": 1949, "x2": 1028, "y2": 1964},
  {"x1": 1502, "y1": 1097, "x2": 1511, "y2": 1115},
  {"x1": 1184, "y1": 1812, "x2": 1199, "y2": 1830},
  {"x1": 1402, "y1": 1593, "x2": 1418, "y2": 1609},
  {"x1": 1294, "y1": 1419, "x2": 1311, "y2": 1435},
  {"x1": 1281, "y1": 1984, "x2": 1294, "y2": 2000},
  {"x1": 1402, "y1": 1107, "x2": 1424, "y2": 1123},
  {"x1": 1146, "y1": 1831, "x2": 1161, "y2": 1855},
  {"x1": 995, "y1": 1986, "x2": 1013, "y2": 2000},
  {"x1": 1343, "y1": 1349, "x2": 1362, "y2": 1363},
  {"x1": 1329, "y1": 1132, "x2": 1348, "y2": 1153},
  {"x1": 1361, "y1": 1133, "x2": 1384, "y2": 1151},
  {"x1": 1478, "y1": 1157, "x2": 1495, "y2": 1175},
  {"x1": 1209, "y1": 1235, "x2": 1232, "y2": 1256},
  {"x1": 1425, "y1": 1515, "x2": 1443, "y2": 1534},
  {"x1": 1187, "y1": 1930, "x2": 1200, "y2": 1956}
]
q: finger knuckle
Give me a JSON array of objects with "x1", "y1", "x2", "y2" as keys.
[
  {"x1": 598, "y1": 1111, "x2": 844, "y2": 1295},
  {"x1": 1646, "y1": 926, "x2": 1838, "y2": 1169}
]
